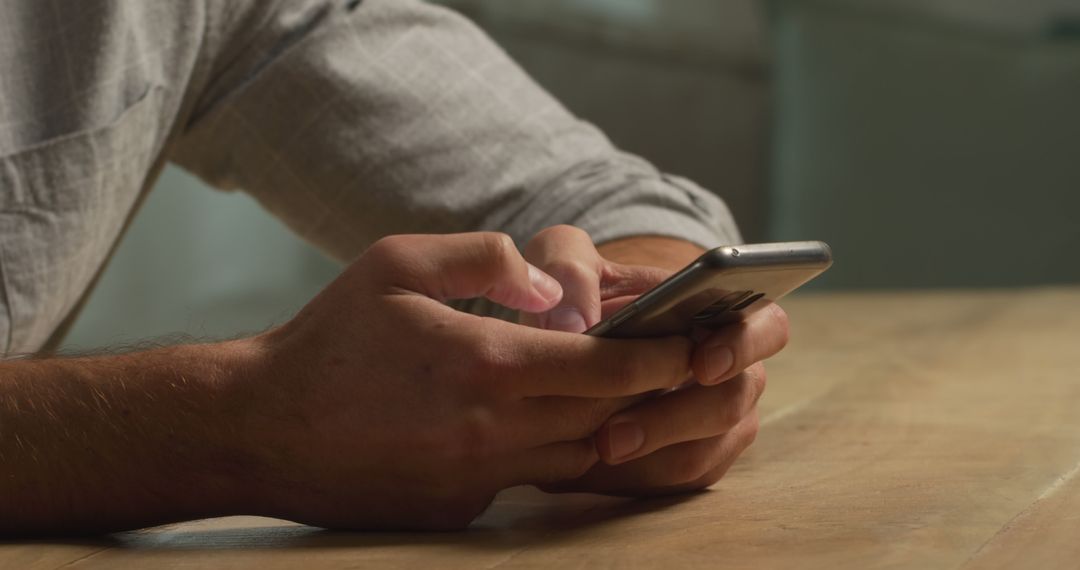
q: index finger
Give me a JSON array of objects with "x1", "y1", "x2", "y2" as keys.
[
  {"x1": 486, "y1": 321, "x2": 693, "y2": 398},
  {"x1": 524, "y1": 225, "x2": 604, "y2": 333}
]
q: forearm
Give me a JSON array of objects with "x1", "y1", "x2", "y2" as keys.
[{"x1": 0, "y1": 340, "x2": 262, "y2": 536}]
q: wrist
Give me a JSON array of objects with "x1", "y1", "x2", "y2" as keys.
[{"x1": 194, "y1": 336, "x2": 278, "y2": 517}]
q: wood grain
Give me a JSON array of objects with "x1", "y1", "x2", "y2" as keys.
[{"x1": 4, "y1": 288, "x2": 1079, "y2": 569}]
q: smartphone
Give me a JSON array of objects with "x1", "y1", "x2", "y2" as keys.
[{"x1": 586, "y1": 241, "x2": 833, "y2": 338}]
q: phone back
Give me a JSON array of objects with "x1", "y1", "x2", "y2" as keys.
[{"x1": 590, "y1": 242, "x2": 832, "y2": 338}]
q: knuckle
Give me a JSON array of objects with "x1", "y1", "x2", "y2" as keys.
[
  {"x1": 367, "y1": 234, "x2": 414, "y2": 257},
  {"x1": 361, "y1": 235, "x2": 432, "y2": 281},
  {"x1": 699, "y1": 466, "x2": 725, "y2": 487},
  {"x1": 481, "y1": 232, "x2": 519, "y2": 261},
  {"x1": 610, "y1": 349, "x2": 648, "y2": 393},
  {"x1": 553, "y1": 398, "x2": 617, "y2": 441},
  {"x1": 713, "y1": 389, "x2": 746, "y2": 432},
  {"x1": 618, "y1": 337, "x2": 690, "y2": 393},
  {"x1": 565, "y1": 444, "x2": 599, "y2": 480},
  {"x1": 538, "y1": 224, "x2": 590, "y2": 243},
  {"x1": 673, "y1": 444, "x2": 715, "y2": 485},
  {"x1": 661, "y1": 337, "x2": 694, "y2": 388},
  {"x1": 692, "y1": 469, "x2": 725, "y2": 490},
  {"x1": 681, "y1": 435, "x2": 750, "y2": 490},
  {"x1": 545, "y1": 259, "x2": 596, "y2": 284},
  {"x1": 746, "y1": 362, "x2": 768, "y2": 400},
  {"x1": 585, "y1": 398, "x2": 619, "y2": 432},
  {"x1": 471, "y1": 233, "x2": 520, "y2": 279},
  {"x1": 766, "y1": 303, "x2": 791, "y2": 349},
  {"x1": 717, "y1": 367, "x2": 764, "y2": 430},
  {"x1": 741, "y1": 413, "x2": 761, "y2": 449},
  {"x1": 363, "y1": 235, "x2": 408, "y2": 268},
  {"x1": 680, "y1": 462, "x2": 728, "y2": 492}
]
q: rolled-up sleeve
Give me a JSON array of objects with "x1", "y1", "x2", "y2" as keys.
[{"x1": 171, "y1": 0, "x2": 742, "y2": 263}]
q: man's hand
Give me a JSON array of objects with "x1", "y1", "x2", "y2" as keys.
[
  {"x1": 1, "y1": 232, "x2": 699, "y2": 534},
  {"x1": 247, "y1": 232, "x2": 687, "y2": 529},
  {"x1": 522, "y1": 226, "x2": 789, "y2": 495},
  {"x1": 212, "y1": 231, "x2": 717, "y2": 529}
]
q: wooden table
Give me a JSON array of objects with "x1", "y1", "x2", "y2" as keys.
[{"x1": 6, "y1": 288, "x2": 1080, "y2": 569}]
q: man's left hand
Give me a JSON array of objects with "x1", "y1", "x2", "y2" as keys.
[{"x1": 521, "y1": 225, "x2": 789, "y2": 495}]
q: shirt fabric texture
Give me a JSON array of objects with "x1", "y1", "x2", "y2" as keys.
[{"x1": 0, "y1": 0, "x2": 740, "y2": 356}]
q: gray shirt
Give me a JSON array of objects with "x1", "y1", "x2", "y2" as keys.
[{"x1": 0, "y1": 0, "x2": 740, "y2": 357}]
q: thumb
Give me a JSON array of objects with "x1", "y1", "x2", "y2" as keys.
[{"x1": 367, "y1": 233, "x2": 563, "y2": 313}]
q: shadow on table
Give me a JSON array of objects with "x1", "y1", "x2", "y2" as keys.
[{"x1": 11, "y1": 488, "x2": 701, "y2": 554}]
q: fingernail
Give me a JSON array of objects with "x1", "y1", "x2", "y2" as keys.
[
  {"x1": 604, "y1": 420, "x2": 645, "y2": 463},
  {"x1": 547, "y1": 307, "x2": 587, "y2": 333},
  {"x1": 527, "y1": 263, "x2": 563, "y2": 304},
  {"x1": 702, "y1": 346, "x2": 734, "y2": 385}
]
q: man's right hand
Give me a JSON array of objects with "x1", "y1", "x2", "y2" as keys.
[{"x1": 239, "y1": 232, "x2": 693, "y2": 530}]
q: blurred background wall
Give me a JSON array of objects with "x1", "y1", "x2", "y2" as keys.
[
  {"x1": 62, "y1": 0, "x2": 1080, "y2": 350},
  {"x1": 769, "y1": 0, "x2": 1080, "y2": 288}
]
